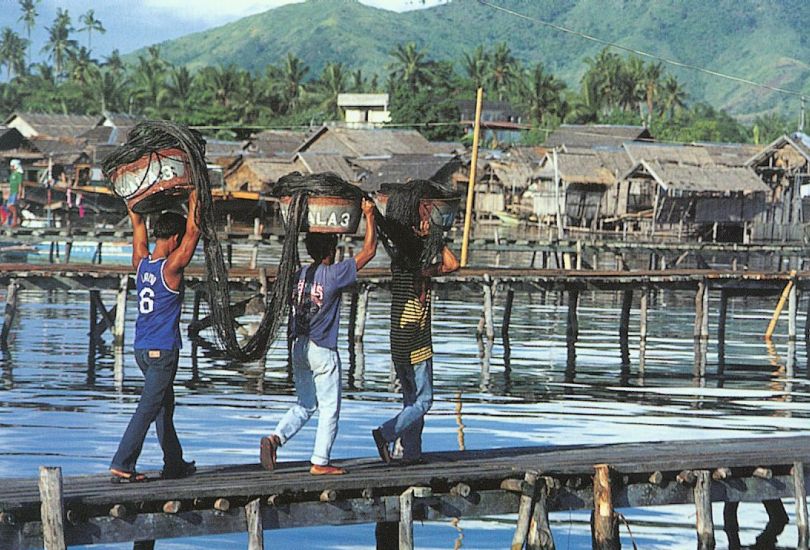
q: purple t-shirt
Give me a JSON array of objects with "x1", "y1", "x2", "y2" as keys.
[{"x1": 290, "y1": 259, "x2": 357, "y2": 350}]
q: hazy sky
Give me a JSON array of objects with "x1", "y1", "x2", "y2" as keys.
[{"x1": 0, "y1": 0, "x2": 449, "y2": 61}]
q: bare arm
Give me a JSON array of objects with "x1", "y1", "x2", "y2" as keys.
[
  {"x1": 129, "y1": 209, "x2": 149, "y2": 269},
  {"x1": 164, "y1": 190, "x2": 201, "y2": 283},
  {"x1": 353, "y1": 198, "x2": 377, "y2": 271},
  {"x1": 421, "y1": 245, "x2": 460, "y2": 278}
]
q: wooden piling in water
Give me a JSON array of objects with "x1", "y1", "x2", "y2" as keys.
[
  {"x1": 619, "y1": 290, "x2": 632, "y2": 365},
  {"x1": 245, "y1": 498, "x2": 263, "y2": 550},
  {"x1": 355, "y1": 286, "x2": 369, "y2": 344},
  {"x1": 527, "y1": 477, "x2": 556, "y2": 550},
  {"x1": 694, "y1": 470, "x2": 715, "y2": 550},
  {"x1": 592, "y1": 464, "x2": 619, "y2": 550},
  {"x1": 794, "y1": 462, "x2": 809, "y2": 549},
  {"x1": 113, "y1": 275, "x2": 128, "y2": 348},
  {"x1": 483, "y1": 276, "x2": 495, "y2": 343},
  {"x1": 511, "y1": 471, "x2": 538, "y2": 550},
  {"x1": 1, "y1": 279, "x2": 19, "y2": 349},
  {"x1": 789, "y1": 282, "x2": 798, "y2": 341},
  {"x1": 38, "y1": 466, "x2": 66, "y2": 550},
  {"x1": 639, "y1": 287, "x2": 648, "y2": 372}
]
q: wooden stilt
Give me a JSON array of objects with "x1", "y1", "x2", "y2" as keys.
[
  {"x1": 567, "y1": 289, "x2": 579, "y2": 344},
  {"x1": 694, "y1": 281, "x2": 707, "y2": 378},
  {"x1": 113, "y1": 275, "x2": 128, "y2": 348},
  {"x1": 398, "y1": 487, "x2": 430, "y2": 550},
  {"x1": 619, "y1": 290, "x2": 632, "y2": 366},
  {"x1": 38, "y1": 466, "x2": 66, "y2": 550},
  {"x1": 511, "y1": 471, "x2": 538, "y2": 550},
  {"x1": 794, "y1": 462, "x2": 809, "y2": 549},
  {"x1": 527, "y1": 477, "x2": 556, "y2": 550},
  {"x1": 639, "y1": 287, "x2": 648, "y2": 373},
  {"x1": 245, "y1": 498, "x2": 263, "y2": 550},
  {"x1": 789, "y1": 283, "x2": 798, "y2": 341},
  {"x1": 249, "y1": 244, "x2": 259, "y2": 270},
  {"x1": 592, "y1": 464, "x2": 619, "y2": 550},
  {"x1": 1, "y1": 280, "x2": 19, "y2": 349},
  {"x1": 483, "y1": 276, "x2": 495, "y2": 343},
  {"x1": 718, "y1": 290, "x2": 728, "y2": 374},
  {"x1": 694, "y1": 470, "x2": 715, "y2": 550},
  {"x1": 722, "y1": 502, "x2": 740, "y2": 550},
  {"x1": 355, "y1": 286, "x2": 369, "y2": 343}
]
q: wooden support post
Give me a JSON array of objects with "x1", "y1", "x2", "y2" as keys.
[
  {"x1": 355, "y1": 285, "x2": 369, "y2": 344},
  {"x1": 1, "y1": 280, "x2": 19, "y2": 349},
  {"x1": 245, "y1": 498, "x2": 263, "y2": 550},
  {"x1": 794, "y1": 462, "x2": 809, "y2": 550},
  {"x1": 789, "y1": 282, "x2": 798, "y2": 341},
  {"x1": 592, "y1": 464, "x2": 619, "y2": 550},
  {"x1": 398, "y1": 486, "x2": 431, "y2": 550},
  {"x1": 694, "y1": 470, "x2": 715, "y2": 550},
  {"x1": 250, "y1": 244, "x2": 259, "y2": 270},
  {"x1": 694, "y1": 281, "x2": 708, "y2": 378},
  {"x1": 502, "y1": 287, "x2": 515, "y2": 347},
  {"x1": 718, "y1": 290, "x2": 728, "y2": 373},
  {"x1": 38, "y1": 466, "x2": 66, "y2": 550},
  {"x1": 567, "y1": 289, "x2": 579, "y2": 344},
  {"x1": 511, "y1": 471, "x2": 538, "y2": 550},
  {"x1": 483, "y1": 276, "x2": 495, "y2": 343},
  {"x1": 113, "y1": 275, "x2": 128, "y2": 348},
  {"x1": 619, "y1": 290, "x2": 632, "y2": 366},
  {"x1": 527, "y1": 477, "x2": 556, "y2": 550},
  {"x1": 639, "y1": 287, "x2": 648, "y2": 373}
]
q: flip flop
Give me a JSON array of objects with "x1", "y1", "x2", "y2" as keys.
[{"x1": 109, "y1": 468, "x2": 149, "y2": 484}]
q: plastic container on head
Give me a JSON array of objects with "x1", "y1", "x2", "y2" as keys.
[
  {"x1": 374, "y1": 194, "x2": 460, "y2": 232},
  {"x1": 108, "y1": 148, "x2": 195, "y2": 214},
  {"x1": 279, "y1": 195, "x2": 362, "y2": 234}
]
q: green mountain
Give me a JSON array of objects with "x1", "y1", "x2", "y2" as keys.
[{"x1": 139, "y1": 0, "x2": 810, "y2": 121}]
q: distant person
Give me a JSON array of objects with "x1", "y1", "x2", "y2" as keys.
[
  {"x1": 372, "y1": 215, "x2": 459, "y2": 466},
  {"x1": 109, "y1": 190, "x2": 200, "y2": 483},
  {"x1": 7, "y1": 159, "x2": 22, "y2": 227},
  {"x1": 261, "y1": 198, "x2": 377, "y2": 476}
]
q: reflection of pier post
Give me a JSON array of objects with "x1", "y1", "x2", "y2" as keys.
[
  {"x1": 619, "y1": 290, "x2": 632, "y2": 369},
  {"x1": 113, "y1": 275, "x2": 128, "y2": 348},
  {"x1": 788, "y1": 281, "x2": 798, "y2": 341},
  {"x1": 1, "y1": 279, "x2": 20, "y2": 350},
  {"x1": 566, "y1": 288, "x2": 579, "y2": 381},
  {"x1": 114, "y1": 346, "x2": 124, "y2": 392},
  {"x1": 638, "y1": 286, "x2": 648, "y2": 374},
  {"x1": 717, "y1": 289, "x2": 728, "y2": 376},
  {"x1": 501, "y1": 287, "x2": 514, "y2": 380},
  {"x1": 693, "y1": 280, "x2": 709, "y2": 380}
]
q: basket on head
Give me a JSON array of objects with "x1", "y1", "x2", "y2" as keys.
[
  {"x1": 375, "y1": 183, "x2": 460, "y2": 232},
  {"x1": 108, "y1": 148, "x2": 195, "y2": 214}
]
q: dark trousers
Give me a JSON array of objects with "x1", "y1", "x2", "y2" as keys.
[{"x1": 110, "y1": 348, "x2": 183, "y2": 472}]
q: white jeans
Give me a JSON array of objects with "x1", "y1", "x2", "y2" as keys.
[{"x1": 273, "y1": 338, "x2": 341, "y2": 466}]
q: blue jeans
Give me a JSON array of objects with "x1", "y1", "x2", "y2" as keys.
[
  {"x1": 380, "y1": 359, "x2": 433, "y2": 460},
  {"x1": 110, "y1": 349, "x2": 184, "y2": 472},
  {"x1": 273, "y1": 338, "x2": 341, "y2": 466}
]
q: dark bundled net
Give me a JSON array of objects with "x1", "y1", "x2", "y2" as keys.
[
  {"x1": 377, "y1": 179, "x2": 457, "y2": 271},
  {"x1": 271, "y1": 171, "x2": 364, "y2": 200},
  {"x1": 102, "y1": 120, "x2": 307, "y2": 361}
]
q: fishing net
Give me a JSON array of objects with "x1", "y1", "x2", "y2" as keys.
[
  {"x1": 103, "y1": 121, "x2": 312, "y2": 362},
  {"x1": 377, "y1": 179, "x2": 458, "y2": 271}
]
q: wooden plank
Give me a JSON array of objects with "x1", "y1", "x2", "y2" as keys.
[{"x1": 38, "y1": 467, "x2": 65, "y2": 550}]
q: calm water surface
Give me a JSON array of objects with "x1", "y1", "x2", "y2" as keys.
[{"x1": 1, "y1": 279, "x2": 809, "y2": 549}]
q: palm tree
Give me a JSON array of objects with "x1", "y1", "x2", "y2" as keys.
[
  {"x1": 315, "y1": 62, "x2": 347, "y2": 119},
  {"x1": 78, "y1": 9, "x2": 105, "y2": 51},
  {"x1": 487, "y1": 43, "x2": 517, "y2": 100},
  {"x1": 66, "y1": 46, "x2": 98, "y2": 86},
  {"x1": 641, "y1": 62, "x2": 662, "y2": 124},
  {"x1": 581, "y1": 48, "x2": 623, "y2": 113},
  {"x1": 267, "y1": 53, "x2": 308, "y2": 114},
  {"x1": 660, "y1": 74, "x2": 687, "y2": 119},
  {"x1": 350, "y1": 69, "x2": 365, "y2": 92},
  {"x1": 463, "y1": 45, "x2": 489, "y2": 90},
  {"x1": 103, "y1": 49, "x2": 124, "y2": 74},
  {"x1": 203, "y1": 65, "x2": 241, "y2": 108},
  {"x1": 516, "y1": 63, "x2": 567, "y2": 126},
  {"x1": 163, "y1": 66, "x2": 194, "y2": 111},
  {"x1": 89, "y1": 68, "x2": 129, "y2": 112},
  {"x1": 619, "y1": 56, "x2": 645, "y2": 114},
  {"x1": 17, "y1": 0, "x2": 39, "y2": 66},
  {"x1": 388, "y1": 42, "x2": 432, "y2": 91},
  {"x1": 42, "y1": 8, "x2": 77, "y2": 77},
  {"x1": 131, "y1": 52, "x2": 167, "y2": 115},
  {"x1": 0, "y1": 27, "x2": 28, "y2": 79}
]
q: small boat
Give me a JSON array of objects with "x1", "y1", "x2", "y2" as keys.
[{"x1": 494, "y1": 210, "x2": 521, "y2": 226}]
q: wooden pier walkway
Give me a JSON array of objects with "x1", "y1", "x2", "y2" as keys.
[{"x1": 2, "y1": 435, "x2": 810, "y2": 549}]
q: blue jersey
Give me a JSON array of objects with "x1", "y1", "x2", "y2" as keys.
[{"x1": 134, "y1": 256, "x2": 183, "y2": 350}]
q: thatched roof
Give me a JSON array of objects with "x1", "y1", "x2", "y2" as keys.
[
  {"x1": 746, "y1": 132, "x2": 810, "y2": 168},
  {"x1": 624, "y1": 160, "x2": 768, "y2": 193},
  {"x1": 544, "y1": 124, "x2": 653, "y2": 149},
  {"x1": 540, "y1": 149, "x2": 631, "y2": 185},
  {"x1": 297, "y1": 125, "x2": 443, "y2": 157},
  {"x1": 246, "y1": 130, "x2": 309, "y2": 157},
  {"x1": 297, "y1": 152, "x2": 357, "y2": 183},
  {"x1": 5, "y1": 112, "x2": 102, "y2": 139},
  {"x1": 353, "y1": 154, "x2": 460, "y2": 191}
]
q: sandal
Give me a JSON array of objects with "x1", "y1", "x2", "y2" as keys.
[
  {"x1": 260, "y1": 435, "x2": 281, "y2": 470},
  {"x1": 110, "y1": 468, "x2": 149, "y2": 484}
]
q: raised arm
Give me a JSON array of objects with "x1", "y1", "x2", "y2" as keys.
[
  {"x1": 353, "y1": 198, "x2": 377, "y2": 271},
  {"x1": 421, "y1": 245, "x2": 459, "y2": 278},
  {"x1": 129, "y1": 209, "x2": 149, "y2": 269},
  {"x1": 164, "y1": 190, "x2": 201, "y2": 282}
]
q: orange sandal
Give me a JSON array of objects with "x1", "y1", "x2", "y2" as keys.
[{"x1": 110, "y1": 468, "x2": 149, "y2": 484}]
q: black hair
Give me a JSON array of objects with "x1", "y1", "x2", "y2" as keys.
[
  {"x1": 153, "y1": 211, "x2": 186, "y2": 241},
  {"x1": 304, "y1": 233, "x2": 338, "y2": 262}
]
